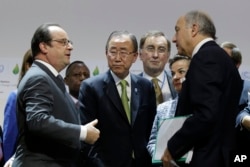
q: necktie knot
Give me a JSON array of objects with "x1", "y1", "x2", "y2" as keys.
[
  {"x1": 152, "y1": 78, "x2": 163, "y2": 105},
  {"x1": 57, "y1": 74, "x2": 64, "y2": 81},
  {"x1": 120, "y1": 80, "x2": 127, "y2": 88},
  {"x1": 151, "y1": 78, "x2": 158, "y2": 85}
]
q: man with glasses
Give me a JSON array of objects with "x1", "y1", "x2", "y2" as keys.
[
  {"x1": 79, "y1": 30, "x2": 156, "y2": 167},
  {"x1": 139, "y1": 30, "x2": 176, "y2": 106},
  {"x1": 11, "y1": 23, "x2": 100, "y2": 167}
]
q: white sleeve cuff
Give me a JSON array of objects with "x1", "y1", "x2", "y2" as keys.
[{"x1": 80, "y1": 125, "x2": 87, "y2": 141}]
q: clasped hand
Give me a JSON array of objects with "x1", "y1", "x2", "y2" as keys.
[{"x1": 85, "y1": 119, "x2": 100, "y2": 144}]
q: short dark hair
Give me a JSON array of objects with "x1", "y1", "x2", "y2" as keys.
[
  {"x1": 169, "y1": 55, "x2": 191, "y2": 69},
  {"x1": 65, "y1": 60, "x2": 89, "y2": 76},
  {"x1": 231, "y1": 48, "x2": 242, "y2": 66},
  {"x1": 31, "y1": 23, "x2": 61, "y2": 58}
]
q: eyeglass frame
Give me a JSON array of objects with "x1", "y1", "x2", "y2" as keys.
[
  {"x1": 143, "y1": 46, "x2": 168, "y2": 54},
  {"x1": 50, "y1": 38, "x2": 73, "y2": 46},
  {"x1": 107, "y1": 49, "x2": 135, "y2": 59}
]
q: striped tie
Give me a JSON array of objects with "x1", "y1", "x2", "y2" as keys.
[{"x1": 152, "y1": 78, "x2": 163, "y2": 105}]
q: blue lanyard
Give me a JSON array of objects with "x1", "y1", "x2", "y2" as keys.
[{"x1": 160, "y1": 73, "x2": 166, "y2": 90}]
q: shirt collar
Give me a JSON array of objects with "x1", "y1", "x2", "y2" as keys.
[
  {"x1": 110, "y1": 71, "x2": 131, "y2": 87},
  {"x1": 70, "y1": 95, "x2": 78, "y2": 104},
  {"x1": 35, "y1": 60, "x2": 59, "y2": 77},
  {"x1": 192, "y1": 38, "x2": 214, "y2": 57},
  {"x1": 143, "y1": 71, "x2": 165, "y2": 83}
]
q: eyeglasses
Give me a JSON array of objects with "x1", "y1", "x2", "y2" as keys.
[
  {"x1": 51, "y1": 39, "x2": 73, "y2": 46},
  {"x1": 108, "y1": 50, "x2": 134, "y2": 59},
  {"x1": 144, "y1": 46, "x2": 167, "y2": 54}
]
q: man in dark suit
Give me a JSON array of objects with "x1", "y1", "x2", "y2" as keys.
[
  {"x1": 161, "y1": 11, "x2": 243, "y2": 167},
  {"x1": 79, "y1": 30, "x2": 156, "y2": 167},
  {"x1": 222, "y1": 42, "x2": 250, "y2": 164},
  {"x1": 12, "y1": 23, "x2": 100, "y2": 167},
  {"x1": 64, "y1": 60, "x2": 92, "y2": 166},
  {"x1": 139, "y1": 30, "x2": 176, "y2": 106}
]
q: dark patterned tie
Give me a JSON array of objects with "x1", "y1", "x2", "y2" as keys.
[
  {"x1": 152, "y1": 78, "x2": 163, "y2": 105},
  {"x1": 57, "y1": 74, "x2": 66, "y2": 92}
]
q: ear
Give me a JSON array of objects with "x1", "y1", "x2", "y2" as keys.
[
  {"x1": 39, "y1": 42, "x2": 48, "y2": 54},
  {"x1": 132, "y1": 52, "x2": 138, "y2": 63},
  {"x1": 105, "y1": 50, "x2": 109, "y2": 60},
  {"x1": 138, "y1": 50, "x2": 143, "y2": 60},
  {"x1": 191, "y1": 23, "x2": 199, "y2": 37}
]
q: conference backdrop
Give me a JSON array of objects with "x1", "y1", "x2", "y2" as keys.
[{"x1": 0, "y1": 0, "x2": 250, "y2": 126}]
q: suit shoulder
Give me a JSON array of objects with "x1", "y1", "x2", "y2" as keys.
[
  {"x1": 82, "y1": 72, "x2": 107, "y2": 87},
  {"x1": 132, "y1": 74, "x2": 152, "y2": 85}
]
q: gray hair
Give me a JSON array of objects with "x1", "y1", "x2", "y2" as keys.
[
  {"x1": 185, "y1": 10, "x2": 217, "y2": 40},
  {"x1": 105, "y1": 30, "x2": 138, "y2": 53}
]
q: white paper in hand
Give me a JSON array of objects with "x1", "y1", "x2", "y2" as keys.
[{"x1": 153, "y1": 115, "x2": 190, "y2": 164}]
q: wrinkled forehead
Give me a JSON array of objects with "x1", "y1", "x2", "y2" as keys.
[
  {"x1": 145, "y1": 36, "x2": 167, "y2": 45},
  {"x1": 175, "y1": 16, "x2": 186, "y2": 28}
]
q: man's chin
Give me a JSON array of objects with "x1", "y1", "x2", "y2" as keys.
[{"x1": 149, "y1": 67, "x2": 162, "y2": 73}]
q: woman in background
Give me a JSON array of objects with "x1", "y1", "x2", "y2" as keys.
[
  {"x1": 147, "y1": 55, "x2": 191, "y2": 160},
  {"x1": 2, "y1": 49, "x2": 33, "y2": 163}
]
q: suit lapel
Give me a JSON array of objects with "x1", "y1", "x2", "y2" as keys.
[
  {"x1": 34, "y1": 61, "x2": 65, "y2": 92},
  {"x1": 104, "y1": 71, "x2": 130, "y2": 124},
  {"x1": 65, "y1": 93, "x2": 81, "y2": 124},
  {"x1": 130, "y1": 74, "x2": 140, "y2": 126},
  {"x1": 34, "y1": 61, "x2": 80, "y2": 123}
]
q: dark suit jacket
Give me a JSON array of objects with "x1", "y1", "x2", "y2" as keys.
[
  {"x1": 168, "y1": 41, "x2": 243, "y2": 167},
  {"x1": 138, "y1": 70, "x2": 177, "y2": 100},
  {"x1": 79, "y1": 70, "x2": 156, "y2": 167},
  {"x1": 13, "y1": 61, "x2": 82, "y2": 167}
]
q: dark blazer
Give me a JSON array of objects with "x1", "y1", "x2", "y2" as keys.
[
  {"x1": 79, "y1": 70, "x2": 156, "y2": 167},
  {"x1": 168, "y1": 41, "x2": 243, "y2": 167},
  {"x1": 13, "y1": 61, "x2": 82, "y2": 167},
  {"x1": 138, "y1": 70, "x2": 177, "y2": 100}
]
